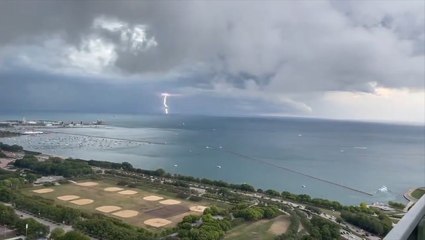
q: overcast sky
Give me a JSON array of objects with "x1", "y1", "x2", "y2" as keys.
[{"x1": 0, "y1": 0, "x2": 423, "y2": 123}]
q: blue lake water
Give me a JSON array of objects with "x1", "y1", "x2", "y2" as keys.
[{"x1": 1, "y1": 113, "x2": 424, "y2": 205}]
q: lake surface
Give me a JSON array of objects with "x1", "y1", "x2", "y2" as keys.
[{"x1": 1, "y1": 113, "x2": 424, "y2": 205}]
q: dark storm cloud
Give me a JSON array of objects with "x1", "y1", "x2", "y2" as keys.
[
  {"x1": 0, "y1": 69, "x2": 159, "y2": 113},
  {"x1": 0, "y1": 0, "x2": 423, "y2": 120}
]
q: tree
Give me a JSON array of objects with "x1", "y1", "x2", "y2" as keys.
[
  {"x1": 154, "y1": 168, "x2": 166, "y2": 176},
  {"x1": 0, "y1": 204, "x2": 18, "y2": 226},
  {"x1": 25, "y1": 173, "x2": 39, "y2": 183},
  {"x1": 265, "y1": 189, "x2": 281, "y2": 197},
  {"x1": 121, "y1": 162, "x2": 134, "y2": 171},
  {"x1": 50, "y1": 228, "x2": 65, "y2": 239},
  {"x1": 59, "y1": 231, "x2": 90, "y2": 240},
  {"x1": 388, "y1": 201, "x2": 405, "y2": 210},
  {"x1": 16, "y1": 218, "x2": 49, "y2": 240},
  {"x1": 238, "y1": 183, "x2": 255, "y2": 192}
]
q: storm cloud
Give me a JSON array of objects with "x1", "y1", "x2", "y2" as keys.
[{"x1": 0, "y1": 1, "x2": 423, "y2": 122}]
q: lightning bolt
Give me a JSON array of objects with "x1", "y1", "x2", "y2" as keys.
[{"x1": 161, "y1": 93, "x2": 170, "y2": 114}]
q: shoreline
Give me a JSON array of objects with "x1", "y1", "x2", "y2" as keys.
[
  {"x1": 403, "y1": 188, "x2": 425, "y2": 212},
  {"x1": 0, "y1": 131, "x2": 418, "y2": 205}
]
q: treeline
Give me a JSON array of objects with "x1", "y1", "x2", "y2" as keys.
[
  {"x1": 0, "y1": 187, "x2": 80, "y2": 224},
  {"x1": 0, "y1": 168, "x2": 19, "y2": 180},
  {"x1": 388, "y1": 201, "x2": 405, "y2": 210},
  {"x1": 280, "y1": 191, "x2": 343, "y2": 210},
  {"x1": 89, "y1": 160, "x2": 258, "y2": 193},
  {"x1": 0, "y1": 204, "x2": 49, "y2": 240},
  {"x1": 341, "y1": 210, "x2": 392, "y2": 236},
  {"x1": 74, "y1": 217, "x2": 153, "y2": 240},
  {"x1": 302, "y1": 215, "x2": 340, "y2": 240},
  {"x1": 50, "y1": 229, "x2": 91, "y2": 240},
  {"x1": 232, "y1": 204, "x2": 281, "y2": 221},
  {"x1": 176, "y1": 214, "x2": 231, "y2": 240},
  {"x1": 0, "y1": 142, "x2": 23, "y2": 152},
  {"x1": 87, "y1": 160, "x2": 167, "y2": 176},
  {"x1": 0, "y1": 131, "x2": 21, "y2": 138},
  {"x1": 14, "y1": 155, "x2": 93, "y2": 177}
]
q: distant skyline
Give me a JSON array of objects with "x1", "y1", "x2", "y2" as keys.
[{"x1": 0, "y1": 1, "x2": 423, "y2": 123}]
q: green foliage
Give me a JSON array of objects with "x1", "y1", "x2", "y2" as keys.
[
  {"x1": 340, "y1": 210, "x2": 392, "y2": 236},
  {"x1": 116, "y1": 180, "x2": 129, "y2": 186},
  {"x1": 57, "y1": 231, "x2": 90, "y2": 240},
  {"x1": 74, "y1": 218, "x2": 152, "y2": 240},
  {"x1": 388, "y1": 201, "x2": 405, "y2": 210},
  {"x1": 121, "y1": 162, "x2": 134, "y2": 171},
  {"x1": 177, "y1": 214, "x2": 231, "y2": 240},
  {"x1": 280, "y1": 191, "x2": 342, "y2": 211},
  {"x1": 204, "y1": 206, "x2": 227, "y2": 216},
  {"x1": 172, "y1": 180, "x2": 190, "y2": 188},
  {"x1": 0, "y1": 142, "x2": 23, "y2": 152},
  {"x1": 182, "y1": 215, "x2": 201, "y2": 224},
  {"x1": 0, "y1": 204, "x2": 49, "y2": 239},
  {"x1": 0, "y1": 131, "x2": 21, "y2": 138},
  {"x1": 50, "y1": 228, "x2": 65, "y2": 239},
  {"x1": 277, "y1": 209, "x2": 340, "y2": 240},
  {"x1": 0, "y1": 187, "x2": 81, "y2": 224},
  {"x1": 14, "y1": 155, "x2": 93, "y2": 177},
  {"x1": 305, "y1": 205, "x2": 321, "y2": 214},
  {"x1": 306, "y1": 216, "x2": 340, "y2": 240},
  {"x1": 189, "y1": 195, "x2": 203, "y2": 202},
  {"x1": 16, "y1": 218, "x2": 49, "y2": 240},
  {"x1": 0, "y1": 151, "x2": 7, "y2": 158},
  {"x1": 233, "y1": 205, "x2": 281, "y2": 221},
  {"x1": 0, "y1": 168, "x2": 19, "y2": 180},
  {"x1": 0, "y1": 203, "x2": 19, "y2": 226},
  {"x1": 235, "y1": 183, "x2": 256, "y2": 192},
  {"x1": 87, "y1": 160, "x2": 123, "y2": 169},
  {"x1": 265, "y1": 189, "x2": 281, "y2": 197},
  {"x1": 0, "y1": 177, "x2": 25, "y2": 189},
  {"x1": 25, "y1": 173, "x2": 39, "y2": 183},
  {"x1": 275, "y1": 210, "x2": 300, "y2": 239},
  {"x1": 0, "y1": 186, "x2": 16, "y2": 202}
]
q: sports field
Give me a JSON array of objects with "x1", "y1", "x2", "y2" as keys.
[
  {"x1": 224, "y1": 215, "x2": 291, "y2": 240},
  {"x1": 26, "y1": 180, "x2": 209, "y2": 228}
]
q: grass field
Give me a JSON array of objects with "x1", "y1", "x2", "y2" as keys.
[
  {"x1": 411, "y1": 188, "x2": 425, "y2": 200},
  {"x1": 23, "y1": 179, "x2": 211, "y2": 229},
  {"x1": 224, "y1": 215, "x2": 291, "y2": 240}
]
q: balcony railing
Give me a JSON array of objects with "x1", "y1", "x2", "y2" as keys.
[{"x1": 384, "y1": 195, "x2": 425, "y2": 240}]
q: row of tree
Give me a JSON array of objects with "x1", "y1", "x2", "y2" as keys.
[
  {"x1": 280, "y1": 191, "x2": 343, "y2": 210},
  {"x1": 0, "y1": 200, "x2": 90, "y2": 240},
  {"x1": 50, "y1": 228, "x2": 91, "y2": 240},
  {"x1": 0, "y1": 131, "x2": 20, "y2": 138},
  {"x1": 0, "y1": 142, "x2": 23, "y2": 152},
  {"x1": 74, "y1": 217, "x2": 153, "y2": 240},
  {"x1": 233, "y1": 204, "x2": 281, "y2": 221},
  {"x1": 341, "y1": 210, "x2": 392, "y2": 236},
  {"x1": 14, "y1": 155, "x2": 93, "y2": 177},
  {"x1": 0, "y1": 204, "x2": 49, "y2": 240}
]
